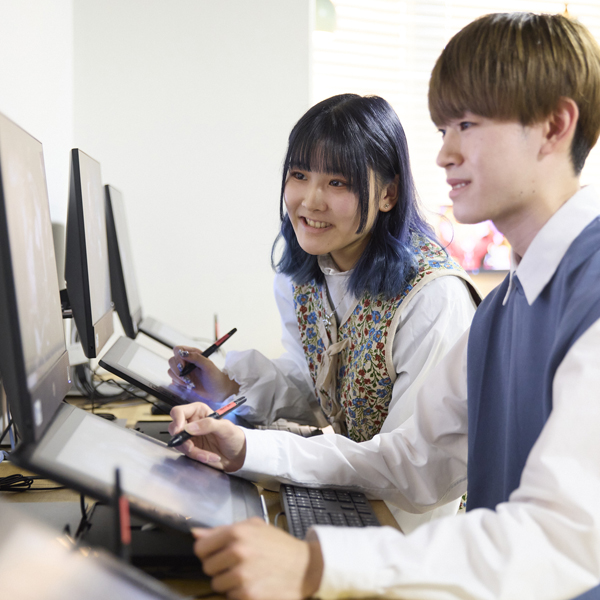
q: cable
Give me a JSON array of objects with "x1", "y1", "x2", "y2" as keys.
[
  {"x1": 273, "y1": 511, "x2": 286, "y2": 529},
  {"x1": 0, "y1": 418, "x2": 13, "y2": 446},
  {"x1": 0, "y1": 473, "x2": 66, "y2": 492}
]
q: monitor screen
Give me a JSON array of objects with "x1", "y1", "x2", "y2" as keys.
[
  {"x1": 65, "y1": 149, "x2": 114, "y2": 358},
  {"x1": 0, "y1": 501, "x2": 184, "y2": 600},
  {"x1": 0, "y1": 112, "x2": 71, "y2": 442},
  {"x1": 105, "y1": 185, "x2": 142, "y2": 338}
]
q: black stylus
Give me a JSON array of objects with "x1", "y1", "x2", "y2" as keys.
[
  {"x1": 167, "y1": 396, "x2": 247, "y2": 447},
  {"x1": 179, "y1": 327, "x2": 237, "y2": 377}
]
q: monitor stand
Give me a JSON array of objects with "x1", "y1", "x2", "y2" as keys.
[{"x1": 78, "y1": 502, "x2": 203, "y2": 579}]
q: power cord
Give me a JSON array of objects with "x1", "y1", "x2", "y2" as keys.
[
  {"x1": 0, "y1": 473, "x2": 66, "y2": 492},
  {"x1": 273, "y1": 511, "x2": 286, "y2": 530}
]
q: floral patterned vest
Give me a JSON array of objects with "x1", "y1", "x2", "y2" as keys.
[{"x1": 292, "y1": 234, "x2": 477, "y2": 442}]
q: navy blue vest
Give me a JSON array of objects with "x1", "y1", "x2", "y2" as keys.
[{"x1": 467, "y1": 218, "x2": 600, "y2": 599}]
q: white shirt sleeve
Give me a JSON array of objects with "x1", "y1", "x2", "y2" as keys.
[
  {"x1": 238, "y1": 328, "x2": 470, "y2": 509},
  {"x1": 313, "y1": 319, "x2": 600, "y2": 600},
  {"x1": 222, "y1": 273, "x2": 327, "y2": 426},
  {"x1": 237, "y1": 320, "x2": 600, "y2": 599},
  {"x1": 224, "y1": 273, "x2": 475, "y2": 432},
  {"x1": 382, "y1": 275, "x2": 476, "y2": 431}
]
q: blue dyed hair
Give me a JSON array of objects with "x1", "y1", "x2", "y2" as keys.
[{"x1": 272, "y1": 94, "x2": 435, "y2": 299}]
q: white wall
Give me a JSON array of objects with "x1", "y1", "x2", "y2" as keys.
[
  {"x1": 72, "y1": 0, "x2": 311, "y2": 358},
  {"x1": 0, "y1": 0, "x2": 74, "y2": 223}
]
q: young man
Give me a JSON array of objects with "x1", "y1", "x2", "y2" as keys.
[{"x1": 170, "y1": 12, "x2": 600, "y2": 599}]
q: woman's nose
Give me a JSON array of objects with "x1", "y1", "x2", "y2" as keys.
[{"x1": 302, "y1": 183, "x2": 325, "y2": 210}]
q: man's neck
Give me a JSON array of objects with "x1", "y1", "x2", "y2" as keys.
[{"x1": 496, "y1": 177, "x2": 580, "y2": 262}]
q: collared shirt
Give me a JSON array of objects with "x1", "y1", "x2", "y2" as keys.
[
  {"x1": 224, "y1": 257, "x2": 475, "y2": 434},
  {"x1": 224, "y1": 251, "x2": 476, "y2": 532},
  {"x1": 237, "y1": 187, "x2": 600, "y2": 599}
]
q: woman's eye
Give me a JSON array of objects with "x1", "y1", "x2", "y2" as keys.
[
  {"x1": 290, "y1": 171, "x2": 307, "y2": 180},
  {"x1": 329, "y1": 179, "x2": 347, "y2": 188}
]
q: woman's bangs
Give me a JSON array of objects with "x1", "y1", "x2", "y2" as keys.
[{"x1": 287, "y1": 129, "x2": 362, "y2": 190}]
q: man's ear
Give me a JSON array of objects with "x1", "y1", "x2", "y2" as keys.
[
  {"x1": 540, "y1": 97, "x2": 579, "y2": 157},
  {"x1": 378, "y1": 175, "x2": 400, "y2": 212}
]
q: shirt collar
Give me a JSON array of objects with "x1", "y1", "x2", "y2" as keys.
[
  {"x1": 317, "y1": 254, "x2": 353, "y2": 277},
  {"x1": 503, "y1": 186, "x2": 600, "y2": 305}
]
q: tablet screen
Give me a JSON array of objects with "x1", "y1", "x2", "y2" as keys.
[
  {"x1": 22, "y1": 404, "x2": 262, "y2": 530},
  {"x1": 0, "y1": 505, "x2": 182, "y2": 599}
]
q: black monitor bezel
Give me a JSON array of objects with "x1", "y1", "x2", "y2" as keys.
[
  {"x1": 64, "y1": 149, "x2": 114, "y2": 359},
  {"x1": 0, "y1": 116, "x2": 71, "y2": 444},
  {"x1": 105, "y1": 184, "x2": 142, "y2": 339}
]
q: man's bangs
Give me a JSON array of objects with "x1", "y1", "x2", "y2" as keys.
[{"x1": 429, "y1": 57, "x2": 522, "y2": 126}]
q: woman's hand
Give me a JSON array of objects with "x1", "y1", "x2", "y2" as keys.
[
  {"x1": 169, "y1": 402, "x2": 247, "y2": 472},
  {"x1": 192, "y1": 518, "x2": 323, "y2": 600},
  {"x1": 168, "y1": 345, "x2": 240, "y2": 402}
]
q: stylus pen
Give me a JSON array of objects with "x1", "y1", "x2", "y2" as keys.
[
  {"x1": 179, "y1": 327, "x2": 237, "y2": 377},
  {"x1": 114, "y1": 468, "x2": 131, "y2": 563},
  {"x1": 167, "y1": 396, "x2": 247, "y2": 447}
]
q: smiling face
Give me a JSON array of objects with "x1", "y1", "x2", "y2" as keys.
[
  {"x1": 284, "y1": 169, "x2": 387, "y2": 271},
  {"x1": 436, "y1": 113, "x2": 546, "y2": 230}
]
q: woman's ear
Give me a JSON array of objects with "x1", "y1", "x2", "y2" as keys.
[{"x1": 378, "y1": 175, "x2": 400, "y2": 212}]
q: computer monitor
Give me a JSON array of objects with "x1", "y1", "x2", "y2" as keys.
[
  {"x1": 104, "y1": 184, "x2": 204, "y2": 349},
  {"x1": 0, "y1": 112, "x2": 71, "y2": 444},
  {"x1": 64, "y1": 149, "x2": 114, "y2": 358},
  {"x1": 105, "y1": 184, "x2": 142, "y2": 338}
]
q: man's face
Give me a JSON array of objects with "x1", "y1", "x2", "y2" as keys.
[{"x1": 436, "y1": 113, "x2": 545, "y2": 230}]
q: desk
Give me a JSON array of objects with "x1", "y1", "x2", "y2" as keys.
[{"x1": 0, "y1": 398, "x2": 400, "y2": 599}]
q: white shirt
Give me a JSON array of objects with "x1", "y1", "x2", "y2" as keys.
[
  {"x1": 223, "y1": 257, "x2": 476, "y2": 531},
  {"x1": 236, "y1": 186, "x2": 600, "y2": 599},
  {"x1": 224, "y1": 265, "x2": 476, "y2": 430}
]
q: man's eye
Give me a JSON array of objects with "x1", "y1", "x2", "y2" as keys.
[
  {"x1": 438, "y1": 128, "x2": 446, "y2": 138},
  {"x1": 459, "y1": 122, "x2": 474, "y2": 131}
]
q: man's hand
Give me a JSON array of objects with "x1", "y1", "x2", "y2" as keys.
[
  {"x1": 193, "y1": 518, "x2": 324, "y2": 600},
  {"x1": 169, "y1": 402, "x2": 247, "y2": 472}
]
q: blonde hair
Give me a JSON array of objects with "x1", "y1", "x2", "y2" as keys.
[{"x1": 428, "y1": 12, "x2": 600, "y2": 173}]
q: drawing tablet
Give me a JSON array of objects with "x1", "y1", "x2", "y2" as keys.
[
  {"x1": 99, "y1": 335, "x2": 194, "y2": 407},
  {"x1": 13, "y1": 403, "x2": 264, "y2": 533},
  {"x1": 0, "y1": 500, "x2": 184, "y2": 599}
]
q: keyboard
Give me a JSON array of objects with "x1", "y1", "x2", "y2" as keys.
[
  {"x1": 280, "y1": 483, "x2": 380, "y2": 539},
  {"x1": 255, "y1": 419, "x2": 323, "y2": 438}
]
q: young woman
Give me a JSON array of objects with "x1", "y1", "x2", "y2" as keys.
[{"x1": 168, "y1": 94, "x2": 478, "y2": 445}]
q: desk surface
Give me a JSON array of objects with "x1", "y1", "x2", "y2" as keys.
[{"x1": 0, "y1": 397, "x2": 400, "y2": 599}]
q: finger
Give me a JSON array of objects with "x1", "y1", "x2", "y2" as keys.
[
  {"x1": 168, "y1": 402, "x2": 203, "y2": 433},
  {"x1": 191, "y1": 527, "x2": 210, "y2": 538},
  {"x1": 209, "y1": 564, "x2": 244, "y2": 594},
  {"x1": 192, "y1": 525, "x2": 236, "y2": 560},
  {"x1": 180, "y1": 439, "x2": 222, "y2": 464},
  {"x1": 167, "y1": 367, "x2": 187, "y2": 387},
  {"x1": 199, "y1": 546, "x2": 240, "y2": 579},
  {"x1": 167, "y1": 355, "x2": 185, "y2": 374},
  {"x1": 185, "y1": 415, "x2": 232, "y2": 438},
  {"x1": 174, "y1": 345, "x2": 209, "y2": 367}
]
